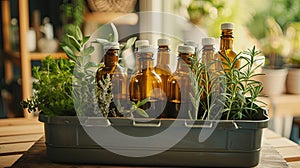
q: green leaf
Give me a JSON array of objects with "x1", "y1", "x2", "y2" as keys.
[
  {"x1": 122, "y1": 37, "x2": 137, "y2": 51},
  {"x1": 83, "y1": 46, "x2": 95, "y2": 56},
  {"x1": 82, "y1": 36, "x2": 90, "y2": 46},
  {"x1": 93, "y1": 38, "x2": 109, "y2": 44},
  {"x1": 84, "y1": 62, "x2": 98, "y2": 69},
  {"x1": 110, "y1": 23, "x2": 118, "y2": 42},
  {"x1": 60, "y1": 45, "x2": 77, "y2": 62},
  {"x1": 75, "y1": 26, "x2": 83, "y2": 42},
  {"x1": 135, "y1": 108, "x2": 149, "y2": 118},
  {"x1": 66, "y1": 34, "x2": 81, "y2": 51},
  {"x1": 136, "y1": 97, "x2": 150, "y2": 107}
]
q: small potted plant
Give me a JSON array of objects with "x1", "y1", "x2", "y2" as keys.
[
  {"x1": 256, "y1": 17, "x2": 291, "y2": 96},
  {"x1": 286, "y1": 22, "x2": 300, "y2": 94}
]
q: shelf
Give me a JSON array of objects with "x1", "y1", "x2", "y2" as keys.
[
  {"x1": 30, "y1": 52, "x2": 67, "y2": 60},
  {"x1": 4, "y1": 51, "x2": 67, "y2": 63},
  {"x1": 259, "y1": 94, "x2": 300, "y2": 117},
  {"x1": 84, "y1": 12, "x2": 138, "y2": 25}
]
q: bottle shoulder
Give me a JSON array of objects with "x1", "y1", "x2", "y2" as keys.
[
  {"x1": 154, "y1": 66, "x2": 172, "y2": 75},
  {"x1": 96, "y1": 64, "x2": 127, "y2": 76},
  {"x1": 217, "y1": 49, "x2": 237, "y2": 56},
  {"x1": 130, "y1": 70, "x2": 162, "y2": 82}
]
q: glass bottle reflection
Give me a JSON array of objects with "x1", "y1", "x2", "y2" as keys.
[
  {"x1": 167, "y1": 45, "x2": 196, "y2": 119},
  {"x1": 129, "y1": 45, "x2": 164, "y2": 118}
]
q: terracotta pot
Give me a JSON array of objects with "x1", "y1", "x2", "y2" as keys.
[
  {"x1": 259, "y1": 68, "x2": 288, "y2": 96},
  {"x1": 286, "y1": 68, "x2": 300, "y2": 94}
]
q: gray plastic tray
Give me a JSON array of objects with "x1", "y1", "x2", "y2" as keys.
[{"x1": 39, "y1": 109, "x2": 268, "y2": 167}]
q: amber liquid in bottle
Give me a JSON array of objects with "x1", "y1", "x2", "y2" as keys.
[
  {"x1": 155, "y1": 44, "x2": 172, "y2": 95},
  {"x1": 96, "y1": 47, "x2": 128, "y2": 117},
  {"x1": 129, "y1": 47, "x2": 164, "y2": 118},
  {"x1": 154, "y1": 40, "x2": 172, "y2": 117},
  {"x1": 216, "y1": 23, "x2": 240, "y2": 71},
  {"x1": 167, "y1": 46, "x2": 196, "y2": 119}
]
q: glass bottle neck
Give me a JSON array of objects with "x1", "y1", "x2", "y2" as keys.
[
  {"x1": 220, "y1": 29, "x2": 234, "y2": 50},
  {"x1": 104, "y1": 49, "x2": 119, "y2": 67},
  {"x1": 139, "y1": 52, "x2": 154, "y2": 71},
  {"x1": 157, "y1": 45, "x2": 170, "y2": 65},
  {"x1": 177, "y1": 53, "x2": 193, "y2": 70},
  {"x1": 202, "y1": 45, "x2": 214, "y2": 51}
]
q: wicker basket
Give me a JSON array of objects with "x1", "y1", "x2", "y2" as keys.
[{"x1": 86, "y1": 0, "x2": 137, "y2": 13}]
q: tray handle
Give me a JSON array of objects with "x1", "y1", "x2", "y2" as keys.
[
  {"x1": 184, "y1": 120, "x2": 213, "y2": 128},
  {"x1": 132, "y1": 120, "x2": 161, "y2": 127},
  {"x1": 83, "y1": 117, "x2": 111, "y2": 127}
]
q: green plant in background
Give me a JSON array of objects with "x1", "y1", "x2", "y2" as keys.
[
  {"x1": 259, "y1": 17, "x2": 292, "y2": 69},
  {"x1": 247, "y1": 0, "x2": 300, "y2": 69},
  {"x1": 60, "y1": 0, "x2": 85, "y2": 42},
  {"x1": 289, "y1": 51, "x2": 300, "y2": 68},
  {"x1": 186, "y1": 0, "x2": 225, "y2": 25},
  {"x1": 286, "y1": 22, "x2": 300, "y2": 67}
]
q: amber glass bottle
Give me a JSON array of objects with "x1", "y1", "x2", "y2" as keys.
[
  {"x1": 217, "y1": 23, "x2": 240, "y2": 70},
  {"x1": 184, "y1": 40, "x2": 198, "y2": 56},
  {"x1": 129, "y1": 45, "x2": 164, "y2": 118},
  {"x1": 96, "y1": 42, "x2": 127, "y2": 117},
  {"x1": 154, "y1": 38, "x2": 172, "y2": 97},
  {"x1": 167, "y1": 45, "x2": 195, "y2": 119},
  {"x1": 198, "y1": 37, "x2": 216, "y2": 119},
  {"x1": 134, "y1": 40, "x2": 149, "y2": 72}
]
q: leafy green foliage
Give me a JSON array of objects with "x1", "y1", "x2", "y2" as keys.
[
  {"x1": 118, "y1": 97, "x2": 150, "y2": 118},
  {"x1": 119, "y1": 36, "x2": 137, "y2": 69},
  {"x1": 60, "y1": 26, "x2": 99, "y2": 116},
  {"x1": 219, "y1": 46, "x2": 265, "y2": 120},
  {"x1": 191, "y1": 46, "x2": 265, "y2": 120},
  {"x1": 95, "y1": 74, "x2": 113, "y2": 117},
  {"x1": 21, "y1": 57, "x2": 75, "y2": 116},
  {"x1": 60, "y1": 0, "x2": 84, "y2": 38}
]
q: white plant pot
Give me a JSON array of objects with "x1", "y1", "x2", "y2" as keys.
[
  {"x1": 259, "y1": 68, "x2": 288, "y2": 96},
  {"x1": 286, "y1": 68, "x2": 300, "y2": 94}
]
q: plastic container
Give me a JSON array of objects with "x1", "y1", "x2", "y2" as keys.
[{"x1": 39, "y1": 109, "x2": 268, "y2": 167}]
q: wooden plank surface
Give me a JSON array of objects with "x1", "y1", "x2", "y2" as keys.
[
  {"x1": 288, "y1": 161, "x2": 300, "y2": 168},
  {"x1": 0, "y1": 134, "x2": 43, "y2": 145},
  {"x1": 0, "y1": 117, "x2": 44, "y2": 167},
  {"x1": 0, "y1": 124, "x2": 44, "y2": 137},
  {"x1": 0, "y1": 155, "x2": 22, "y2": 168},
  {"x1": 0, "y1": 117, "x2": 41, "y2": 126},
  {"x1": 0, "y1": 142, "x2": 35, "y2": 155}
]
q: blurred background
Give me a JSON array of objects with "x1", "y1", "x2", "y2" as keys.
[{"x1": 1, "y1": 0, "x2": 300, "y2": 142}]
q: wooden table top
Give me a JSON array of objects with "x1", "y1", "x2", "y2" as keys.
[{"x1": 1, "y1": 117, "x2": 300, "y2": 168}]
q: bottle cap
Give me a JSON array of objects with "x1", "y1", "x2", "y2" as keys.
[
  {"x1": 221, "y1": 23, "x2": 234, "y2": 30},
  {"x1": 202, "y1": 37, "x2": 215, "y2": 46},
  {"x1": 103, "y1": 42, "x2": 120, "y2": 50},
  {"x1": 135, "y1": 40, "x2": 149, "y2": 48},
  {"x1": 157, "y1": 38, "x2": 170, "y2": 46},
  {"x1": 178, "y1": 45, "x2": 195, "y2": 54},
  {"x1": 184, "y1": 40, "x2": 198, "y2": 48},
  {"x1": 138, "y1": 45, "x2": 155, "y2": 53}
]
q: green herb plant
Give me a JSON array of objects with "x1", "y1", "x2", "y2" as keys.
[
  {"x1": 191, "y1": 46, "x2": 266, "y2": 120},
  {"x1": 21, "y1": 57, "x2": 75, "y2": 116},
  {"x1": 219, "y1": 46, "x2": 265, "y2": 120},
  {"x1": 22, "y1": 25, "x2": 148, "y2": 118},
  {"x1": 191, "y1": 55, "x2": 225, "y2": 120}
]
